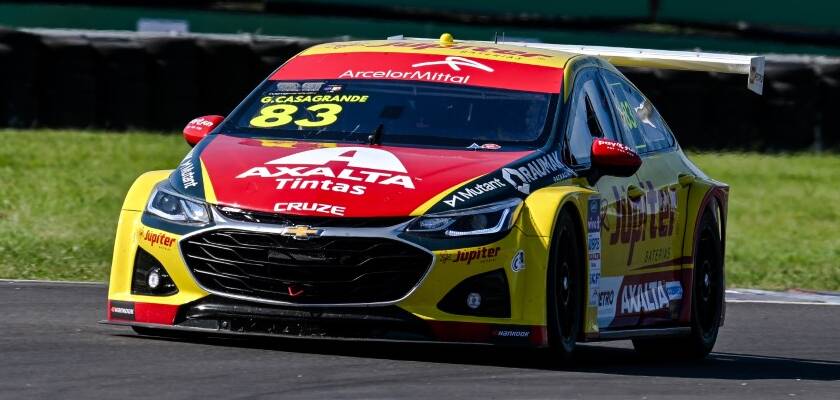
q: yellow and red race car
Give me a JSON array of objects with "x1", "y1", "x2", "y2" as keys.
[{"x1": 105, "y1": 34, "x2": 763, "y2": 358}]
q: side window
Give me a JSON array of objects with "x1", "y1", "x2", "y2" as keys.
[
  {"x1": 601, "y1": 70, "x2": 675, "y2": 154},
  {"x1": 564, "y1": 69, "x2": 617, "y2": 166}
]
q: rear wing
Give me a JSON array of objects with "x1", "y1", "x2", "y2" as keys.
[
  {"x1": 499, "y1": 42, "x2": 765, "y2": 95},
  {"x1": 386, "y1": 35, "x2": 765, "y2": 95}
]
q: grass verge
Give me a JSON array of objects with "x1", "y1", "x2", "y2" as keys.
[
  {"x1": 0, "y1": 129, "x2": 837, "y2": 290},
  {"x1": 689, "y1": 152, "x2": 840, "y2": 291},
  {"x1": 0, "y1": 129, "x2": 188, "y2": 281}
]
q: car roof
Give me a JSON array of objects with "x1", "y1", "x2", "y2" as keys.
[{"x1": 297, "y1": 39, "x2": 578, "y2": 69}]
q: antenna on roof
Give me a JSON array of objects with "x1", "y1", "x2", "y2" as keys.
[{"x1": 493, "y1": 32, "x2": 498, "y2": 44}]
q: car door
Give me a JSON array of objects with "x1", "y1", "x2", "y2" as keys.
[
  {"x1": 560, "y1": 67, "x2": 641, "y2": 329},
  {"x1": 599, "y1": 69, "x2": 689, "y2": 328}
]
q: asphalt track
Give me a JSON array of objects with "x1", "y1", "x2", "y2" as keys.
[{"x1": 1, "y1": 281, "x2": 838, "y2": 399}]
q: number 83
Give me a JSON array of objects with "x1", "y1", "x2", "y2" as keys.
[{"x1": 249, "y1": 103, "x2": 343, "y2": 128}]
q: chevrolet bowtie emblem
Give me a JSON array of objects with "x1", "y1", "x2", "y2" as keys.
[{"x1": 281, "y1": 225, "x2": 323, "y2": 240}]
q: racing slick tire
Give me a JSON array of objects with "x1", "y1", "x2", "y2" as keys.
[
  {"x1": 547, "y1": 209, "x2": 584, "y2": 359},
  {"x1": 632, "y1": 210, "x2": 724, "y2": 359}
]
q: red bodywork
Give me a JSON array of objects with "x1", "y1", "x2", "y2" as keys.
[{"x1": 199, "y1": 135, "x2": 531, "y2": 217}]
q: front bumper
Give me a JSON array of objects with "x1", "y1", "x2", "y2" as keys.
[{"x1": 106, "y1": 206, "x2": 553, "y2": 347}]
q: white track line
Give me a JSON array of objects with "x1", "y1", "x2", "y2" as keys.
[
  {"x1": 725, "y1": 299, "x2": 838, "y2": 306},
  {"x1": 0, "y1": 278, "x2": 105, "y2": 286}
]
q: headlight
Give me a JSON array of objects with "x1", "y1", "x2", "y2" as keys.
[
  {"x1": 146, "y1": 185, "x2": 210, "y2": 224},
  {"x1": 405, "y1": 198, "x2": 522, "y2": 237}
]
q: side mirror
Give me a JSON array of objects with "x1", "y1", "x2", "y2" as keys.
[
  {"x1": 591, "y1": 138, "x2": 642, "y2": 178},
  {"x1": 183, "y1": 115, "x2": 224, "y2": 147}
]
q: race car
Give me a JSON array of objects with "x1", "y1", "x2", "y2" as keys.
[{"x1": 105, "y1": 33, "x2": 763, "y2": 358}]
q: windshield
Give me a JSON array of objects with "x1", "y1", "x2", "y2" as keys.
[{"x1": 224, "y1": 80, "x2": 558, "y2": 150}]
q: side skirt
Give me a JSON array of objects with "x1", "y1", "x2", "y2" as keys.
[{"x1": 590, "y1": 326, "x2": 691, "y2": 341}]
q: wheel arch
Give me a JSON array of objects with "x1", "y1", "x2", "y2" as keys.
[
  {"x1": 679, "y1": 179, "x2": 729, "y2": 325},
  {"x1": 518, "y1": 185, "x2": 596, "y2": 340},
  {"x1": 108, "y1": 170, "x2": 173, "y2": 295}
]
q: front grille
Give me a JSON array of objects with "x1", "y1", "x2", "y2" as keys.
[
  {"x1": 181, "y1": 229, "x2": 433, "y2": 304},
  {"x1": 217, "y1": 206, "x2": 412, "y2": 228}
]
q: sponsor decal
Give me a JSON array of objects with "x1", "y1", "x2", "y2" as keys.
[
  {"x1": 439, "y1": 246, "x2": 501, "y2": 265},
  {"x1": 443, "y1": 177, "x2": 506, "y2": 207},
  {"x1": 338, "y1": 42, "x2": 551, "y2": 59},
  {"x1": 276, "y1": 82, "x2": 301, "y2": 92},
  {"x1": 643, "y1": 247, "x2": 672, "y2": 264},
  {"x1": 511, "y1": 250, "x2": 526, "y2": 272},
  {"x1": 236, "y1": 147, "x2": 415, "y2": 196},
  {"x1": 260, "y1": 94, "x2": 369, "y2": 104},
  {"x1": 618, "y1": 280, "x2": 683, "y2": 315},
  {"x1": 665, "y1": 281, "x2": 683, "y2": 301},
  {"x1": 466, "y1": 293, "x2": 482, "y2": 309},
  {"x1": 139, "y1": 229, "x2": 176, "y2": 248},
  {"x1": 592, "y1": 138, "x2": 638, "y2": 160},
  {"x1": 608, "y1": 181, "x2": 678, "y2": 265},
  {"x1": 411, "y1": 56, "x2": 494, "y2": 72},
  {"x1": 598, "y1": 289, "x2": 615, "y2": 309},
  {"x1": 184, "y1": 116, "x2": 216, "y2": 131},
  {"x1": 243, "y1": 139, "x2": 337, "y2": 149},
  {"x1": 109, "y1": 301, "x2": 135, "y2": 321},
  {"x1": 480, "y1": 143, "x2": 501, "y2": 150},
  {"x1": 279, "y1": 225, "x2": 324, "y2": 240},
  {"x1": 587, "y1": 196, "x2": 602, "y2": 306},
  {"x1": 179, "y1": 159, "x2": 198, "y2": 189},
  {"x1": 339, "y1": 69, "x2": 471, "y2": 85},
  {"x1": 501, "y1": 151, "x2": 572, "y2": 194},
  {"x1": 587, "y1": 196, "x2": 602, "y2": 234},
  {"x1": 597, "y1": 277, "x2": 684, "y2": 327},
  {"x1": 272, "y1": 52, "x2": 564, "y2": 93},
  {"x1": 274, "y1": 81, "x2": 326, "y2": 92},
  {"x1": 322, "y1": 84, "x2": 343, "y2": 92},
  {"x1": 597, "y1": 277, "x2": 623, "y2": 328},
  {"x1": 493, "y1": 329, "x2": 530, "y2": 338},
  {"x1": 338, "y1": 55, "x2": 495, "y2": 86},
  {"x1": 274, "y1": 202, "x2": 346, "y2": 216}
]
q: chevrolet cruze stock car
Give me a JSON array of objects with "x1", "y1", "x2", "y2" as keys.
[{"x1": 105, "y1": 33, "x2": 765, "y2": 359}]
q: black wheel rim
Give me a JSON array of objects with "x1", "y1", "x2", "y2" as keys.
[
  {"x1": 695, "y1": 226, "x2": 721, "y2": 337},
  {"x1": 556, "y1": 227, "x2": 578, "y2": 344}
]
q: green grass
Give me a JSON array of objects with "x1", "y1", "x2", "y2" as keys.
[
  {"x1": 0, "y1": 129, "x2": 838, "y2": 290},
  {"x1": 0, "y1": 129, "x2": 189, "y2": 281},
  {"x1": 688, "y1": 152, "x2": 840, "y2": 291}
]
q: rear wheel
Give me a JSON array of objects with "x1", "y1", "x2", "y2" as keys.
[
  {"x1": 633, "y1": 210, "x2": 724, "y2": 359},
  {"x1": 547, "y1": 210, "x2": 584, "y2": 358}
]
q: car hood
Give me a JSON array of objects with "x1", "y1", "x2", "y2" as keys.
[{"x1": 172, "y1": 134, "x2": 536, "y2": 218}]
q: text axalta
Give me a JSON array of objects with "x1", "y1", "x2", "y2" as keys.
[
  {"x1": 236, "y1": 147, "x2": 415, "y2": 196},
  {"x1": 619, "y1": 280, "x2": 682, "y2": 315},
  {"x1": 238, "y1": 166, "x2": 414, "y2": 195}
]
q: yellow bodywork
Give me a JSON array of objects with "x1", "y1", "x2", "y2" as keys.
[
  {"x1": 107, "y1": 171, "x2": 209, "y2": 307},
  {"x1": 107, "y1": 38, "x2": 727, "y2": 345}
]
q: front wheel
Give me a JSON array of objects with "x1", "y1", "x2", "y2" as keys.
[
  {"x1": 633, "y1": 210, "x2": 724, "y2": 359},
  {"x1": 547, "y1": 210, "x2": 584, "y2": 358}
]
